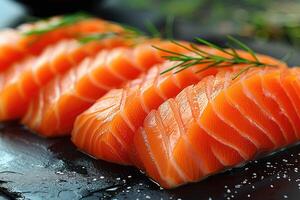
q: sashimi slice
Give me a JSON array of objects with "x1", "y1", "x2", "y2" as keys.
[
  {"x1": 134, "y1": 67, "x2": 300, "y2": 188},
  {"x1": 0, "y1": 16, "x2": 124, "y2": 71},
  {"x1": 0, "y1": 29, "x2": 24, "y2": 71},
  {"x1": 0, "y1": 36, "x2": 129, "y2": 121},
  {"x1": 22, "y1": 40, "x2": 188, "y2": 136},
  {"x1": 71, "y1": 49, "x2": 285, "y2": 165}
]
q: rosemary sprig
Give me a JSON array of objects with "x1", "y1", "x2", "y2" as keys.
[
  {"x1": 78, "y1": 32, "x2": 118, "y2": 44},
  {"x1": 119, "y1": 24, "x2": 145, "y2": 38},
  {"x1": 77, "y1": 18, "x2": 172, "y2": 44},
  {"x1": 144, "y1": 17, "x2": 175, "y2": 39},
  {"x1": 154, "y1": 36, "x2": 277, "y2": 80},
  {"x1": 76, "y1": 22, "x2": 145, "y2": 44},
  {"x1": 22, "y1": 12, "x2": 90, "y2": 36},
  {"x1": 145, "y1": 20, "x2": 161, "y2": 38}
]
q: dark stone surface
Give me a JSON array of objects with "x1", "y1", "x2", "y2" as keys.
[{"x1": 0, "y1": 123, "x2": 300, "y2": 200}]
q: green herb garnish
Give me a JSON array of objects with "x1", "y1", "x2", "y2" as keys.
[
  {"x1": 144, "y1": 17, "x2": 175, "y2": 39},
  {"x1": 77, "y1": 17, "x2": 173, "y2": 44},
  {"x1": 120, "y1": 24, "x2": 145, "y2": 38},
  {"x1": 22, "y1": 12, "x2": 90, "y2": 36},
  {"x1": 145, "y1": 20, "x2": 161, "y2": 38},
  {"x1": 154, "y1": 36, "x2": 277, "y2": 80},
  {"x1": 76, "y1": 23, "x2": 146, "y2": 44},
  {"x1": 78, "y1": 32, "x2": 118, "y2": 44}
]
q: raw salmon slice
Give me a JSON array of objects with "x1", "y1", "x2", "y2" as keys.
[
  {"x1": 22, "y1": 40, "x2": 187, "y2": 136},
  {"x1": 134, "y1": 67, "x2": 300, "y2": 188},
  {"x1": 71, "y1": 49, "x2": 285, "y2": 165},
  {"x1": 0, "y1": 36, "x2": 129, "y2": 121},
  {"x1": 0, "y1": 15, "x2": 124, "y2": 71},
  {"x1": 0, "y1": 29, "x2": 24, "y2": 72}
]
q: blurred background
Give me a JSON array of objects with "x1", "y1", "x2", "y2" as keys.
[{"x1": 1, "y1": 0, "x2": 300, "y2": 64}]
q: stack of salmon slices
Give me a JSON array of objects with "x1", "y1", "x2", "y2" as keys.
[{"x1": 2, "y1": 13, "x2": 300, "y2": 188}]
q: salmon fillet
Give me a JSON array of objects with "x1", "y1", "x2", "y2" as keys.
[
  {"x1": 22, "y1": 40, "x2": 188, "y2": 136},
  {"x1": 134, "y1": 67, "x2": 300, "y2": 188},
  {"x1": 0, "y1": 16, "x2": 124, "y2": 71},
  {"x1": 0, "y1": 29, "x2": 24, "y2": 72},
  {"x1": 0, "y1": 37, "x2": 129, "y2": 121},
  {"x1": 71, "y1": 49, "x2": 285, "y2": 165}
]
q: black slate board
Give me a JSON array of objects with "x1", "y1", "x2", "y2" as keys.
[{"x1": 0, "y1": 122, "x2": 300, "y2": 200}]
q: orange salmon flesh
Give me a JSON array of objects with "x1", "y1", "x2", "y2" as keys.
[{"x1": 1, "y1": 15, "x2": 299, "y2": 189}]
